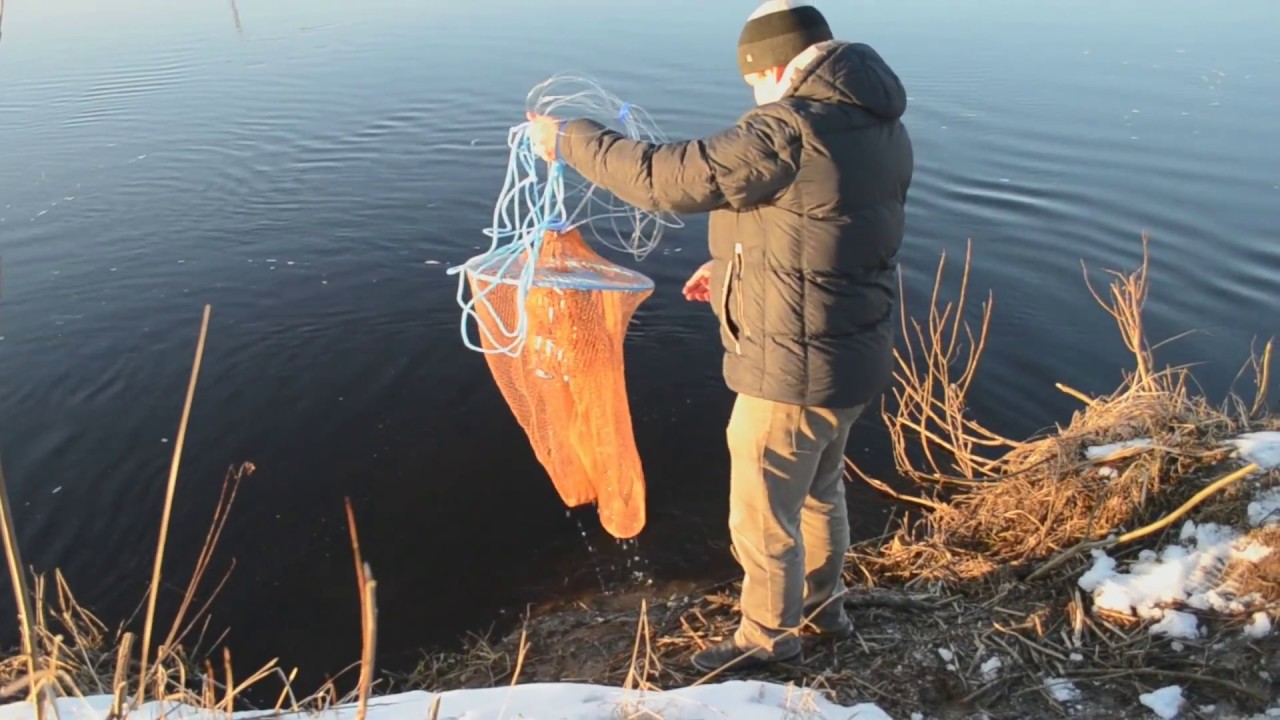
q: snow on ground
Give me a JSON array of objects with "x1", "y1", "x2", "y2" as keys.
[
  {"x1": 1085, "y1": 438, "x2": 1153, "y2": 460},
  {"x1": 1231, "y1": 431, "x2": 1280, "y2": 472},
  {"x1": 1043, "y1": 676, "x2": 1083, "y2": 705},
  {"x1": 0, "y1": 682, "x2": 893, "y2": 720},
  {"x1": 1077, "y1": 518, "x2": 1273, "y2": 639},
  {"x1": 1248, "y1": 486, "x2": 1280, "y2": 527},
  {"x1": 1139, "y1": 685, "x2": 1185, "y2": 719},
  {"x1": 979, "y1": 655, "x2": 1002, "y2": 682},
  {"x1": 1084, "y1": 430, "x2": 1280, "y2": 473},
  {"x1": 1075, "y1": 432, "x2": 1280, "y2": 642}
]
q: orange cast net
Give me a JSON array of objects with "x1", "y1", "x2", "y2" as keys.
[
  {"x1": 449, "y1": 75, "x2": 682, "y2": 539},
  {"x1": 461, "y1": 227, "x2": 653, "y2": 539}
]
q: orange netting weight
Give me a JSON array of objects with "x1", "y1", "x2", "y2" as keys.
[{"x1": 463, "y1": 227, "x2": 652, "y2": 539}]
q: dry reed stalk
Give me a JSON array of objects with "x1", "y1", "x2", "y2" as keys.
[
  {"x1": 356, "y1": 565, "x2": 377, "y2": 720},
  {"x1": 138, "y1": 304, "x2": 213, "y2": 706},
  {"x1": 158, "y1": 463, "x2": 253, "y2": 664},
  {"x1": 622, "y1": 600, "x2": 657, "y2": 693},
  {"x1": 509, "y1": 628, "x2": 529, "y2": 687},
  {"x1": 346, "y1": 498, "x2": 377, "y2": 720},
  {"x1": 1082, "y1": 234, "x2": 1153, "y2": 391},
  {"x1": 0, "y1": 457, "x2": 44, "y2": 719},
  {"x1": 843, "y1": 457, "x2": 944, "y2": 511},
  {"x1": 220, "y1": 648, "x2": 233, "y2": 718},
  {"x1": 1227, "y1": 337, "x2": 1277, "y2": 421},
  {"x1": 345, "y1": 499, "x2": 367, "y2": 604},
  {"x1": 491, "y1": 625, "x2": 530, "y2": 720},
  {"x1": 109, "y1": 634, "x2": 133, "y2": 720},
  {"x1": 1251, "y1": 338, "x2": 1273, "y2": 417},
  {"x1": 271, "y1": 667, "x2": 299, "y2": 712},
  {"x1": 47, "y1": 573, "x2": 108, "y2": 686}
]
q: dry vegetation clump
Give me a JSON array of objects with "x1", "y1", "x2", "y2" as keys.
[
  {"x1": 1, "y1": 308, "x2": 382, "y2": 720},
  {"x1": 837, "y1": 235, "x2": 1280, "y2": 717},
  {"x1": 0, "y1": 464, "x2": 275, "y2": 716},
  {"x1": 847, "y1": 236, "x2": 1278, "y2": 588}
]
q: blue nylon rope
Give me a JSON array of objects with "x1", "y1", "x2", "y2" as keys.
[{"x1": 447, "y1": 75, "x2": 684, "y2": 358}]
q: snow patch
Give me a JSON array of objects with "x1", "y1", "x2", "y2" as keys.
[
  {"x1": 1139, "y1": 685, "x2": 1184, "y2": 719},
  {"x1": 1230, "y1": 431, "x2": 1280, "y2": 471},
  {"x1": 1245, "y1": 611, "x2": 1273, "y2": 638},
  {"x1": 1077, "y1": 520, "x2": 1273, "y2": 638},
  {"x1": 0, "y1": 682, "x2": 894, "y2": 720},
  {"x1": 1043, "y1": 676, "x2": 1081, "y2": 704},
  {"x1": 980, "y1": 656, "x2": 1003, "y2": 681},
  {"x1": 1149, "y1": 610, "x2": 1199, "y2": 639},
  {"x1": 1248, "y1": 486, "x2": 1280, "y2": 527},
  {"x1": 1086, "y1": 438, "x2": 1152, "y2": 459}
]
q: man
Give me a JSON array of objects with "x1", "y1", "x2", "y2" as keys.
[{"x1": 527, "y1": 0, "x2": 913, "y2": 672}]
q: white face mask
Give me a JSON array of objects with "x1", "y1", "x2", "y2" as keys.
[{"x1": 753, "y1": 79, "x2": 783, "y2": 105}]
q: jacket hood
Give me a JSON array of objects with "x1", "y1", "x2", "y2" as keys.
[{"x1": 783, "y1": 40, "x2": 907, "y2": 120}]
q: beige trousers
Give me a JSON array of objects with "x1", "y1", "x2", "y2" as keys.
[{"x1": 725, "y1": 392, "x2": 866, "y2": 655}]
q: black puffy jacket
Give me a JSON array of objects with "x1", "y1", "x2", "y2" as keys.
[{"x1": 559, "y1": 39, "x2": 914, "y2": 409}]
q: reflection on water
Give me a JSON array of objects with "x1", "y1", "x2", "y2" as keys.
[{"x1": 0, "y1": 0, "x2": 1277, "y2": 686}]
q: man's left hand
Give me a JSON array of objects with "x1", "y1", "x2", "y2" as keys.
[{"x1": 526, "y1": 112, "x2": 560, "y2": 162}]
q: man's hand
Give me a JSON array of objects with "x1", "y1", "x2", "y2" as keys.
[
  {"x1": 526, "y1": 112, "x2": 560, "y2": 162},
  {"x1": 682, "y1": 261, "x2": 713, "y2": 302}
]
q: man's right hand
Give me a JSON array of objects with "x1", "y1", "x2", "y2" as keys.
[{"x1": 682, "y1": 261, "x2": 713, "y2": 302}]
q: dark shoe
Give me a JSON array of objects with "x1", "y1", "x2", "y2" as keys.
[
  {"x1": 690, "y1": 638, "x2": 802, "y2": 674},
  {"x1": 807, "y1": 616, "x2": 854, "y2": 641}
]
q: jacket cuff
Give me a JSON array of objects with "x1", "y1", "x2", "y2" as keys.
[{"x1": 558, "y1": 118, "x2": 608, "y2": 165}]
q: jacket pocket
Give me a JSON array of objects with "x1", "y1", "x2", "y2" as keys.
[
  {"x1": 734, "y1": 243, "x2": 747, "y2": 341},
  {"x1": 719, "y1": 243, "x2": 745, "y2": 354}
]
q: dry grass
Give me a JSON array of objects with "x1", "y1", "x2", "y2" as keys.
[
  {"x1": 0, "y1": 307, "x2": 381, "y2": 719},
  {"x1": 0, "y1": 463, "x2": 263, "y2": 711}
]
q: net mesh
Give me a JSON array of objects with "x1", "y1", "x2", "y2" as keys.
[{"x1": 463, "y1": 227, "x2": 652, "y2": 539}]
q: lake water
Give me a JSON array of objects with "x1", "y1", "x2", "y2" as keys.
[{"x1": 2, "y1": 0, "x2": 1278, "y2": 689}]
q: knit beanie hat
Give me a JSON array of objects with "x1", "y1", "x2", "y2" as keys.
[{"x1": 737, "y1": 0, "x2": 834, "y2": 77}]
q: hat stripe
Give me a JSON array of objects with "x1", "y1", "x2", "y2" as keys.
[{"x1": 749, "y1": 0, "x2": 815, "y2": 21}]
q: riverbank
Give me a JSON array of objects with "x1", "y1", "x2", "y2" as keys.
[
  {"x1": 3, "y1": 240, "x2": 1278, "y2": 719},
  {"x1": 402, "y1": 240, "x2": 1280, "y2": 719}
]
